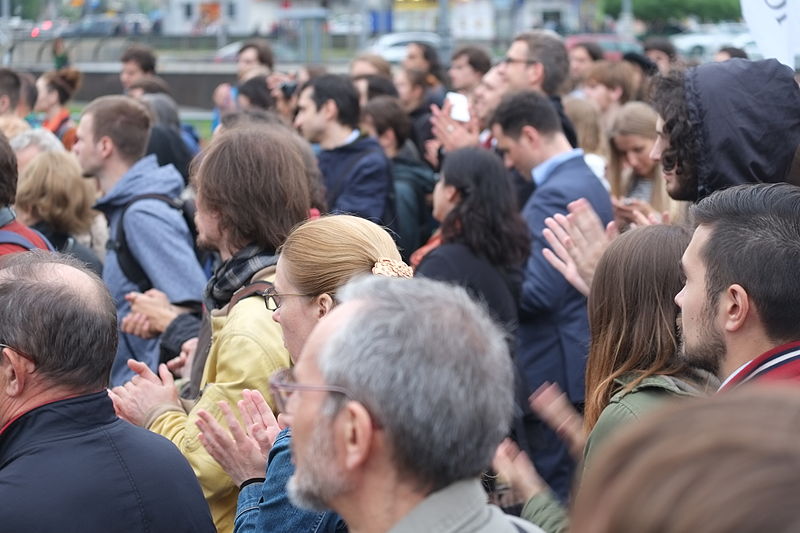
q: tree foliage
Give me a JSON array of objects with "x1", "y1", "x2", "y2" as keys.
[{"x1": 602, "y1": 0, "x2": 741, "y2": 23}]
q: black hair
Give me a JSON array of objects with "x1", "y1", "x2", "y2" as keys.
[
  {"x1": 353, "y1": 74, "x2": 399, "y2": 101},
  {"x1": 451, "y1": 45, "x2": 492, "y2": 75},
  {"x1": 0, "y1": 68, "x2": 21, "y2": 109},
  {"x1": 573, "y1": 41, "x2": 604, "y2": 61},
  {"x1": 490, "y1": 90, "x2": 562, "y2": 138},
  {"x1": 650, "y1": 71, "x2": 701, "y2": 200},
  {"x1": 411, "y1": 41, "x2": 444, "y2": 83},
  {"x1": 440, "y1": 147, "x2": 530, "y2": 267},
  {"x1": 302, "y1": 74, "x2": 361, "y2": 129},
  {"x1": 691, "y1": 183, "x2": 800, "y2": 343},
  {"x1": 717, "y1": 46, "x2": 748, "y2": 60},
  {"x1": 237, "y1": 75, "x2": 275, "y2": 110},
  {"x1": 363, "y1": 96, "x2": 410, "y2": 149}
]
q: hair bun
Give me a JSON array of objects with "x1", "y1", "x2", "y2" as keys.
[{"x1": 372, "y1": 258, "x2": 413, "y2": 279}]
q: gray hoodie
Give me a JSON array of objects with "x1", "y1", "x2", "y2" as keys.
[{"x1": 95, "y1": 155, "x2": 207, "y2": 386}]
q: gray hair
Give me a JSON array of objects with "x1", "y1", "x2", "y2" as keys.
[
  {"x1": 140, "y1": 92, "x2": 181, "y2": 130},
  {"x1": 317, "y1": 276, "x2": 515, "y2": 490},
  {"x1": 9, "y1": 128, "x2": 65, "y2": 154},
  {"x1": 0, "y1": 251, "x2": 117, "y2": 391},
  {"x1": 514, "y1": 30, "x2": 569, "y2": 96}
]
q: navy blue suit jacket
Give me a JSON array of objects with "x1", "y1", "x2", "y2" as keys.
[{"x1": 516, "y1": 154, "x2": 613, "y2": 404}]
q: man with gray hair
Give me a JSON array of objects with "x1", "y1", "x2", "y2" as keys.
[
  {"x1": 9, "y1": 128, "x2": 64, "y2": 170},
  {"x1": 0, "y1": 252, "x2": 215, "y2": 533},
  {"x1": 272, "y1": 276, "x2": 543, "y2": 532}
]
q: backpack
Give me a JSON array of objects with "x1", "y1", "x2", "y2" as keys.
[{"x1": 106, "y1": 194, "x2": 202, "y2": 293}]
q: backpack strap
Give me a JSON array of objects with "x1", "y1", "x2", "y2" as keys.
[
  {"x1": 107, "y1": 194, "x2": 187, "y2": 293},
  {"x1": 0, "y1": 229, "x2": 50, "y2": 251},
  {"x1": 229, "y1": 280, "x2": 273, "y2": 310}
]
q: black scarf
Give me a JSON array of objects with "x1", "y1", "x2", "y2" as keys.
[{"x1": 203, "y1": 244, "x2": 278, "y2": 311}]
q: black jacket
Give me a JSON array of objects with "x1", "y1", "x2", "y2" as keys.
[
  {"x1": 0, "y1": 392, "x2": 215, "y2": 533},
  {"x1": 685, "y1": 58, "x2": 800, "y2": 200}
]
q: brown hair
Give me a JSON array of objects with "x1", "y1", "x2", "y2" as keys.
[
  {"x1": 127, "y1": 75, "x2": 172, "y2": 96},
  {"x1": 572, "y1": 386, "x2": 800, "y2": 533},
  {"x1": 363, "y1": 96, "x2": 410, "y2": 150},
  {"x1": 16, "y1": 151, "x2": 95, "y2": 234},
  {"x1": 278, "y1": 215, "x2": 401, "y2": 297},
  {"x1": 451, "y1": 45, "x2": 492, "y2": 75},
  {"x1": 563, "y1": 96, "x2": 608, "y2": 158},
  {"x1": 238, "y1": 39, "x2": 274, "y2": 71},
  {"x1": 584, "y1": 225, "x2": 691, "y2": 431},
  {"x1": 587, "y1": 60, "x2": 638, "y2": 105},
  {"x1": 351, "y1": 53, "x2": 392, "y2": 79},
  {"x1": 81, "y1": 95, "x2": 151, "y2": 164},
  {"x1": 120, "y1": 44, "x2": 156, "y2": 74},
  {"x1": 42, "y1": 67, "x2": 82, "y2": 105},
  {"x1": 513, "y1": 31, "x2": 569, "y2": 95},
  {"x1": 193, "y1": 125, "x2": 310, "y2": 252}
]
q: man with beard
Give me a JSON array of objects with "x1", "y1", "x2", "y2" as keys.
[
  {"x1": 650, "y1": 58, "x2": 800, "y2": 203},
  {"x1": 676, "y1": 183, "x2": 800, "y2": 390},
  {"x1": 275, "y1": 276, "x2": 543, "y2": 533}
]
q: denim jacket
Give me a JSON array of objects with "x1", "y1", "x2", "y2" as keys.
[{"x1": 235, "y1": 428, "x2": 347, "y2": 533}]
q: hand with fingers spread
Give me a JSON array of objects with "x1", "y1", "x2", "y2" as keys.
[
  {"x1": 108, "y1": 360, "x2": 180, "y2": 426},
  {"x1": 430, "y1": 100, "x2": 480, "y2": 152},
  {"x1": 542, "y1": 198, "x2": 618, "y2": 296},
  {"x1": 196, "y1": 391, "x2": 281, "y2": 487},
  {"x1": 529, "y1": 382, "x2": 586, "y2": 461},
  {"x1": 492, "y1": 438, "x2": 548, "y2": 503}
]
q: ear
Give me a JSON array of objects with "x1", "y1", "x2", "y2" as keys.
[
  {"x1": 527, "y1": 62, "x2": 545, "y2": 89},
  {"x1": 338, "y1": 401, "x2": 375, "y2": 471},
  {"x1": 610, "y1": 85, "x2": 624, "y2": 103},
  {"x1": 520, "y1": 124, "x2": 540, "y2": 148},
  {"x1": 721, "y1": 284, "x2": 750, "y2": 333},
  {"x1": 314, "y1": 293, "x2": 335, "y2": 319},
  {"x1": 443, "y1": 183, "x2": 460, "y2": 204},
  {"x1": 98, "y1": 136, "x2": 114, "y2": 159},
  {"x1": 0, "y1": 95, "x2": 9, "y2": 114},
  {"x1": 322, "y1": 99, "x2": 338, "y2": 122},
  {"x1": 0, "y1": 347, "x2": 35, "y2": 397}
]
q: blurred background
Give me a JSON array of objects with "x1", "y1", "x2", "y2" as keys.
[{"x1": 1, "y1": 0, "x2": 792, "y2": 137}]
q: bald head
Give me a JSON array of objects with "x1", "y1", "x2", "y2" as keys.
[{"x1": 0, "y1": 252, "x2": 117, "y2": 391}]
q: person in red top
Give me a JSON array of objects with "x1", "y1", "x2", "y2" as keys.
[
  {"x1": 676, "y1": 183, "x2": 800, "y2": 391},
  {"x1": 0, "y1": 135, "x2": 51, "y2": 254}
]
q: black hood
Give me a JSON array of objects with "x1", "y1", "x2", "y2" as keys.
[{"x1": 685, "y1": 58, "x2": 800, "y2": 200}]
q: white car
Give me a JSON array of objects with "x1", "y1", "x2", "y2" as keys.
[{"x1": 367, "y1": 32, "x2": 441, "y2": 63}]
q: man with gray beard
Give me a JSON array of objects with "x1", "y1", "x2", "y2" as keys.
[{"x1": 272, "y1": 276, "x2": 543, "y2": 533}]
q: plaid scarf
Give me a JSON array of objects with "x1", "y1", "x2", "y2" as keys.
[{"x1": 203, "y1": 244, "x2": 278, "y2": 311}]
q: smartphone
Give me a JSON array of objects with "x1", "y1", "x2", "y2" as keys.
[{"x1": 445, "y1": 91, "x2": 471, "y2": 123}]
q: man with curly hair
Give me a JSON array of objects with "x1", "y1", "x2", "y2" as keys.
[{"x1": 650, "y1": 58, "x2": 800, "y2": 202}]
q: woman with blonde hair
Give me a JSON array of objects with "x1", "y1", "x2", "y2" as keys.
[
  {"x1": 563, "y1": 97, "x2": 610, "y2": 186},
  {"x1": 15, "y1": 150, "x2": 101, "y2": 273},
  {"x1": 195, "y1": 214, "x2": 410, "y2": 533},
  {"x1": 607, "y1": 101, "x2": 686, "y2": 224},
  {"x1": 35, "y1": 67, "x2": 82, "y2": 149}
]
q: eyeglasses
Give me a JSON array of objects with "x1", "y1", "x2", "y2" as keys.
[
  {"x1": 0, "y1": 343, "x2": 33, "y2": 362},
  {"x1": 261, "y1": 287, "x2": 310, "y2": 312},
  {"x1": 500, "y1": 56, "x2": 539, "y2": 66},
  {"x1": 268, "y1": 368, "x2": 352, "y2": 415}
]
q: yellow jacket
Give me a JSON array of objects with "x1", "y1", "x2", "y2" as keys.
[{"x1": 147, "y1": 267, "x2": 290, "y2": 533}]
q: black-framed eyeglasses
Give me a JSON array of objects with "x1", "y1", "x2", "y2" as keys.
[
  {"x1": 268, "y1": 368, "x2": 352, "y2": 415},
  {"x1": 260, "y1": 287, "x2": 311, "y2": 312},
  {"x1": 500, "y1": 56, "x2": 538, "y2": 66}
]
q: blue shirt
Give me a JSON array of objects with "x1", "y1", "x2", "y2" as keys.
[{"x1": 531, "y1": 149, "x2": 584, "y2": 187}]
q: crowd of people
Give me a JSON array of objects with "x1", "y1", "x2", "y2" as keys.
[{"x1": 0, "y1": 31, "x2": 799, "y2": 533}]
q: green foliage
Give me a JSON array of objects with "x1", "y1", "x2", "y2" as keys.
[
  {"x1": 13, "y1": 0, "x2": 45, "y2": 20},
  {"x1": 601, "y1": 0, "x2": 741, "y2": 22}
]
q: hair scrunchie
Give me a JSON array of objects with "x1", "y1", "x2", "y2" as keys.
[{"x1": 372, "y1": 258, "x2": 413, "y2": 279}]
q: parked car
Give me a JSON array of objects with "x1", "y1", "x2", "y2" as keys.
[
  {"x1": 670, "y1": 23, "x2": 751, "y2": 59},
  {"x1": 214, "y1": 40, "x2": 300, "y2": 64},
  {"x1": 60, "y1": 15, "x2": 125, "y2": 38},
  {"x1": 564, "y1": 34, "x2": 642, "y2": 60},
  {"x1": 366, "y1": 32, "x2": 441, "y2": 63}
]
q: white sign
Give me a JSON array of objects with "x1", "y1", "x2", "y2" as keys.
[{"x1": 741, "y1": 0, "x2": 800, "y2": 67}]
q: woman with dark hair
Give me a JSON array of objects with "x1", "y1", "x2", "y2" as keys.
[
  {"x1": 416, "y1": 147, "x2": 530, "y2": 331},
  {"x1": 494, "y1": 225, "x2": 718, "y2": 533}
]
